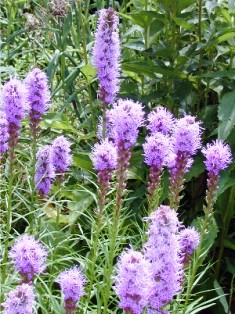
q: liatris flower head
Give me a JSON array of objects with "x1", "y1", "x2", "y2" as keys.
[
  {"x1": 113, "y1": 248, "x2": 150, "y2": 314},
  {"x1": 8, "y1": 234, "x2": 47, "y2": 282},
  {"x1": 1, "y1": 283, "x2": 36, "y2": 314},
  {"x1": 24, "y1": 68, "x2": 50, "y2": 126},
  {"x1": 144, "y1": 205, "x2": 183, "y2": 311},
  {"x1": 0, "y1": 111, "x2": 9, "y2": 154},
  {"x1": 179, "y1": 227, "x2": 200, "y2": 264},
  {"x1": 143, "y1": 132, "x2": 171, "y2": 168},
  {"x1": 93, "y1": 7, "x2": 120, "y2": 107},
  {"x1": 1, "y1": 77, "x2": 29, "y2": 127},
  {"x1": 56, "y1": 265, "x2": 85, "y2": 311},
  {"x1": 107, "y1": 99, "x2": 145, "y2": 149},
  {"x1": 171, "y1": 115, "x2": 202, "y2": 156},
  {"x1": 202, "y1": 140, "x2": 232, "y2": 176},
  {"x1": 51, "y1": 135, "x2": 72, "y2": 175},
  {"x1": 35, "y1": 145, "x2": 55, "y2": 196},
  {"x1": 91, "y1": 138, "x2": 117, "y2": 171},
  {"x1": 147, "y1": 106, "x2": 174, "y2": 135}
]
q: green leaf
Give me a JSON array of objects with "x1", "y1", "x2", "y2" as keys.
[
  {"x1": 192, "y1": 216, "x2": 218, "y2": 263},
  {"x1": 159, "y1": 0, "x2": 196, "y2": 13},
  {"x1": 73, "y1": 153, "x2": 93, "y2": 171},
  {"x1": 123, "y1": 40, "x2": 146, "y2": 52},
  {"x1": 122, "y1": 61, "x2": 187, "y2": 78},
  {"x1": 171, "y1": 15, "x2": 196, "y2": 31},
  {"x1": 81, "y1": 64, "x2": 96, "y2": 84},
  {"x1": 223, "y1": 238, "x2": 235, "y2": 250},
  {"x1": 218, "y1": 90, "x2": 235, "y2": 140},
  {"x1": 120, "y1": 11, "x2": 160, "y2": 29}
]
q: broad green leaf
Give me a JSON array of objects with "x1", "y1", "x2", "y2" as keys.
[
  {"x1": 171, "y1": 15, "x2": 196, "y2": 31},
  {"x1": 159, "y1": 0, "x2": 196, "y2": 13},
  {"x1": 81, "y1": 64, "x2": 96, "y2": 83},
  {"x1": 123, "y1": 40, "x2": 146, "y2": 52},
  {"x1": 213, "y1": 280, "x2": 229, "y2": 313},
  {"x1": 73, "y1": 153, "x2": 93, "y2": 171},
  {"x1": 120, "y1": 11, "x2": 160, "y2": 29},
  {"x1": 218, "y1": 89, "x2": 235, "y2": 140},
  {"x1": 122, "y1": 61, "x2": 187, "y2": 78}
]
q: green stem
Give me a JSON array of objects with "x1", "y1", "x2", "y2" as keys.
[{"x1": 183, "y1": 210, "x2": 211, "y2": 313}]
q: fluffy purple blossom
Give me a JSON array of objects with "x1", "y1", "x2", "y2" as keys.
[
  {"x1": 56, "y1": 266, "x2": 85, "y2": 310},
  {"x1": 143, "y1": 132, "x2": 171, "y2": 168},
  {"x1": 202, "y1": 140, "x2": 232, "y2": 175},
  {"x1": 113, "y1": 248, "x2": 150, "y2": 314},
  {"x1": 171, "y1": 115, "x2": 202, "y2": 156},
  {"x1": 91, "y1": 139, "x2": 117, "y2": 171},
  {"x1": 93, "y1": 8, "x2": 120, "y2": 107},
  {"x1": 107, "y1": 99, "x2": 145, "y2": 149},
  {"x1": 1, "y1": 283, "x2": 35, "y2": 314},
  {"x1": 0, "y1": 111, "x2": 9, "y2": 153},
  {"x1": 144, "y1": 205, "x2": 183, "y2": 311},
  {"x1": 1, "y1": 78, "x2": 28, "y2": 127},
  {"x1": 8, "y1": 234, "x2": 47, "y2": 282},
  {"x1": 51, "y1": 136, "x2": 72, "y2": 174},
  {"x1": 35, "y1": 145, "x2": 55, "y2": 196},
  {"x1": 179, "y1": 227, "x2": 200, "y2": 261},
  {"x1": 24, "y1": 68, "x2": 50, "y2": 125},
  {"x1": 147, "y1": 106, "x2": 174, "y2": 135}
]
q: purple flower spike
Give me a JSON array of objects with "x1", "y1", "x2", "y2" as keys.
[
  {"x1": 24, "y1": 68, "x2": 50, "y2": 126},
  {"x1": 168, "y1": 115, "x2": 202, "y2": 209},
  {"x1": 8, "y1": 234, "x2": 47, "y2": 282},
  {"x1": 91, "y1": 139, "x2": 117, "y2": 171},
  {"x1": 56, "y1": 266, "x2": 85, "y2": 311},
  {"x1": 35, "y1": 145, "x2": 55, "y2": 196},
  {"x1": 107, "y1": 99, "x2": 145, "y2": 149},
  {"x1": 51, "y1": 136, "x2": 72, "y2": 175},
  {"x1": 2, "y1": 78, "x2": 28, "y2": 127},
  {"x1": 2, "y1": 78, "x2": 28, "y2": 147},
  {"x1": 0, "y1": 111, "x2": 9, "y2": 154},
  {"x1": 172, "y1": 115, "x2": 202, "y2": 156},
  {"x1": 202, "y1": 140, "x2": 232, "y2": 213},
  {"x1": 202, "y1": 140, "x2": 232, "y2": 176},
  {"x1": 93, "y1": 8, "x2": 120, "y2": 107},
  {"x1": 179, "y1": 227, "x2": 200, "y2": 264},
  {"x1": 1, "y1": 283, "x2": 35, "y2": 314},
  {"x1": 144, "y1": 205, "x2": 183, "y2": 312},
  {"x1": 143, "y1": 133, "x2": 171, "y2": 208},
  {"x1": 147, "y1": 106, "x2": 174, "y2": 135},
  {"x1": 113, "y1": 248, "x2": 150, "y2": 314},
  {"x1": 143, "y1": 132, "x2": 171, "y2": 168}
]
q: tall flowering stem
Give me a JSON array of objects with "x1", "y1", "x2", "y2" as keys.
[
  {"x1": 24, "y1": 68, "x2": 51, "y2": 226},
  {"x1": 93, "y1": 8, "x2": 120, "y2": 109},
  {"x1": 101, "y1": 99, "x2": 144, "y2": 313},
  {"x1": 168, "y1": 116, "x2": 202, "y2": 210},
  {"x1": 143, "y1": 132, "x2": 171, "y2": 212},
  {"x1": 1, "y1": 78, "x2": 28, "y2": 287},
  {"x1": 87, "y1": 140, "x2": 117, "y2": 307},
  {"x1": 144, "y1": 205, "x2": 183, "y2": 312},
  {"x1": 202, "y1": 140, "x2": 232, "y2": 215},
  {"x1": 182, "y1": 140, "x2": 232, "y2": 314}
]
